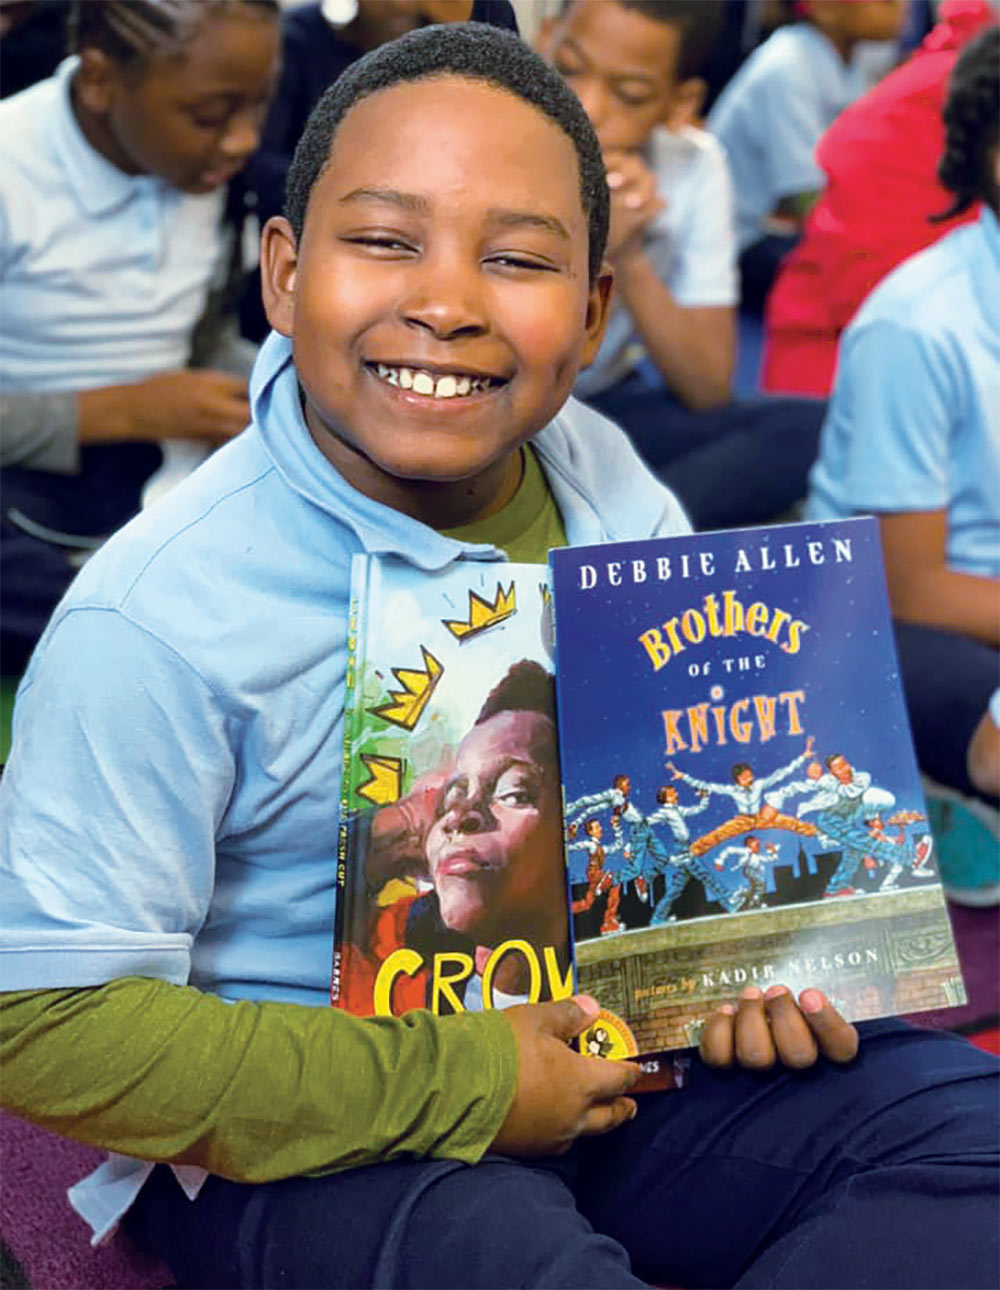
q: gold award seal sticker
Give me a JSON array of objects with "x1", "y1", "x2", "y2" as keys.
[{"x1": 576, "y1": 1009, "x2": 639, "y2": 1062}]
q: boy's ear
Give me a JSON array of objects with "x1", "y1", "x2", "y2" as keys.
[
  {"x1": 664, "y1": 77, "x2": 707, "y2": 130},
  {"x1": 580, "y1": 266, "x2": 615, "y2": 368},
  {"x1": 260, "y1": 215, "x2": 298, "y2": 338},
  {"x1": 74, "y1": 47, "x2": 119, "y2": 116}
]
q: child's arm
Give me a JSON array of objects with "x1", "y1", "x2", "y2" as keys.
[
  {"x1": 0, "y1": 982, "x2": 639, "y2": 1174},
  {"x1": 0, "y1": 376, "x2": 250, "y2": 472},
  {"x1": 604, "y1": 151, "x2": 734, "y2": 411},
  {"x1": 878, "y1": 510, "x2": 999, "y2": 647}
]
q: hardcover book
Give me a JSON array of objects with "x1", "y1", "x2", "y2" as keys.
[
  {"x1": 332, "y1": 555, "x2": 573, "y2": 1019},
  {"x1": 549, "y1": 517, "x2": 965, "y2": 1057}
]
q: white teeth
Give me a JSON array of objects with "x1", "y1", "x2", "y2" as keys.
[{"x1": 372, "y1": 364, "x2": 495, "y2": 398}]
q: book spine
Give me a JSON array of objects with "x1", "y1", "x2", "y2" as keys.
[{"x1": 331, "y1": 554, "x2": 370, "y2": 1004}]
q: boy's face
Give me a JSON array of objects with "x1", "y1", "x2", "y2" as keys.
[
  {"x1": 539, "y1": 1, "x2": 684, "y2": 153},
  {"x1": 262, "y1": 77, "x2": 610, "y2": 515}
]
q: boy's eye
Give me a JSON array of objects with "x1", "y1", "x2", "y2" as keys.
[
  {"x1": 485, "y1": 253, "x2": 557, "y2": 273},
  {"x1": 342, "y1": 235, "x2": 418, "y2": 255}
]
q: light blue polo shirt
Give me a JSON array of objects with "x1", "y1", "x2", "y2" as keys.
[
  {"x1": 708, "y1": 23, "x2": 864, "y2": 251},
  {"x1": 0, "y1": 58, "x2": 227, "y2": 393},
  {"x1": 0, "y1": 330, "x2": 690, "y2": 1008},
  {"x1": 806, "y1": 208, "x2": 1000, "y2": 580}
]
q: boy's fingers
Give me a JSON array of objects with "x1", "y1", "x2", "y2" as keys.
[
  {"x1": 734, "y1": 987, "x2": 777, "y2": 1069},
  {"x1": 577, "y1": 1096, "x2": 638, "y2": 1139},
  {"x1": 764, "y1": 986, "x2": 819, "y2": 1069},
  {"x1": 799, "y1": 990, "x2": 859, "y2": 1063},
  {"x1": 543, "y1": 994, "x2": 601, "y2": 1043},
  {"x1": 699, "y1": 1003, "x2": 735, "y2": 1067},
  {"x1": 582, "y1": 1055, "x2": 643, "y2": 1101}
]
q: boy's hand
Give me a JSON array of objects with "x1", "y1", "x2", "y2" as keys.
[
  {"x1": 699, "y1": 986, "x2": 859, "y2": 1071},
  {"x1": 79, "y1": 371, "x2": 251, "y2": 447},
  {"x1": 603, "y1": 150, "x2": 663, "y2": 264},
  {"x1": 134, "y1": 371, "x2": 250, "y2": 442},
  {"x1": 492, "y1": 995, "x2": 640, "y2": 1157}
]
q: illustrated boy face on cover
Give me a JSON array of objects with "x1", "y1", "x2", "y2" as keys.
[
  {"x1": 425, "y1": 708, "x2": 566, "y2": 947},
  {"x1": 828, "y1": 754, "x2": 854, "y2": 785},
  {"x1": 261, "y1": 71, "x2": 611, "y2": 518}
]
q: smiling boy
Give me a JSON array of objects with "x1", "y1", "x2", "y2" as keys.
[{"x1": 1, "y1": 24, "x2": 997, "y2": 1290}]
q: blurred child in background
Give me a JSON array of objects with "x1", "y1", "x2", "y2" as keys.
[
  {"x1": 806, "y1": 26, "x2": 999, "y2": 905},
  {"x1": 540, "y1": 0, "x2": 828, "y2": 531},
  {"x1": 709, "y1": 0, "x2": 908, "y2": 313},
  {"x1": 0, "y1": 0, "x2": 280, "y2": 671},
  {"x1": 762, "y1": 0, "x2": 996, "y2": 396}
]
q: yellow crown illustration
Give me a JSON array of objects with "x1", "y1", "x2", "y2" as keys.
[
  {"x1": 356, "y1": 754, "x2": 403, "y2": 807},
  {"x1": 370, "y1": 646, "x2": 443, "y2": 730},
  {"x1": 443, "y1": 582, "x2": 516, "y2": 641}
]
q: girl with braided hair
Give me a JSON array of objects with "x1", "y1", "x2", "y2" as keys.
[
  {"x1": 806, "y1": 24, "x2": 999, "y2": 903},
  {"x1": 0, "y1": 0, "x2": 280, "y2": 669}
]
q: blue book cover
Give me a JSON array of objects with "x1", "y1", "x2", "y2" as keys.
[{"x1": 550, "y1": 517, "x2": 965, "y2": 1057}]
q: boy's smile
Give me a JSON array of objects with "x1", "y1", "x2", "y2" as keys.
[{"x1": 261, "y1": 76, "x2": 611, "y2": 527}]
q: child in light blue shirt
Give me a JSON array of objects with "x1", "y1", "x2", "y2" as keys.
[
  {"x1": 807, "y1": 29, "x2": 999, "y2": 891},
  {"x1": 709, "y1": 1, "x2": 907, "y2": 311}
]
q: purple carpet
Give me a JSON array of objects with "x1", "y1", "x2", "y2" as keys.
[
  {"x1": 0, "y1": 1121, "x2": 172, "y2": 1290},
  {"x1": 1, "y1": 900, "x2": 996, "y2": 1290}
]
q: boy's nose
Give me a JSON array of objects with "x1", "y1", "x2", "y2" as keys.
[{"x1": 399, "y1": 255, "x2": 489, "y2": 340}]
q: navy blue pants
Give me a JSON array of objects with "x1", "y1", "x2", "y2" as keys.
[
  {"x1": 585, "y1": 380, "x2": 826, "y2": 532},
  {"x1": 125, "y1": 1022, "x2": 999, "y2": 1289}
]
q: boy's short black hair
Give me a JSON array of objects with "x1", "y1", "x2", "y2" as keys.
[
  {"x1": 562, "y1": 0, "x2": 724, "y2": 81},
  {"x1": 285, "y1": 23, "x2": 609, "y2": 283}
]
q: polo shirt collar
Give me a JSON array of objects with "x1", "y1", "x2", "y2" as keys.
[
  {"x1": 47, "y1": 56, "x2": 145, "y2": 217},
  {"x1": 249, "y1": 331, "x2": 503, "y2": 570}
]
